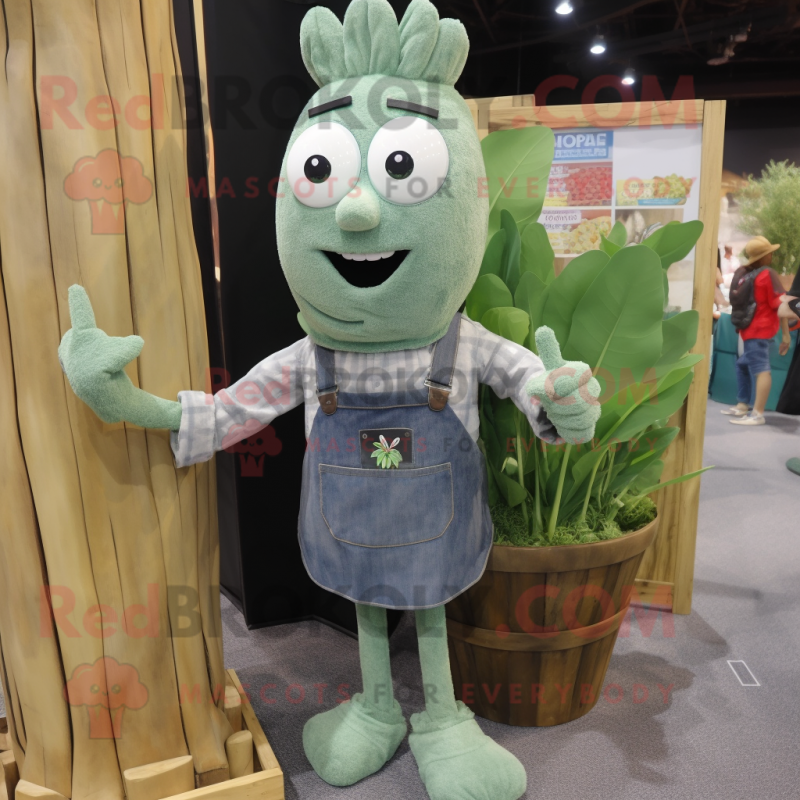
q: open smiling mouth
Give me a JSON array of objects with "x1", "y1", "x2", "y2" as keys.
[{"x1": 323, "y1": 250, "x2": 410, "y2": 288}]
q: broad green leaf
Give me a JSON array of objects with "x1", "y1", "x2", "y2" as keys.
[
  {"x1": 608, "y1": 371, "x2": 694, "y2": 446},
  {"x1": 481, "y1": 126, "x2": 555, "y2": 236},
  {"x1": 631, "y1": 460, "x2": 664, "y2": 492},
  {"x1": 481, "y1": 307, "x2": 530, "y2": 346},
  {"x1": 607, "y1": 353, "x2": 700, "y2": 414},
  {"x1": 630, "y1": 426, "x2": 679, "y2": 465},
  {"x1": 489, "y1": 462, "x2": 529, "y2": 507},
  {"x1": 500, "y1": 210, "x2": 522, "y2": 293},
  {"x1": 639, "y1": 223, "x2": 670, "y2": 251},
  {"x1": 642, "y1": 220, "x2": 704, "y2": 269},
  {"x1": 608, "y1": 220, "x2": 628, "y2": 247},
  {"x1": 563, "y1": 447, "x2": 605, "y2": 504},
  {"x1": 465, "y1": 274, "x2": 514, "y2": 323},
  {"x1": 652, "y1": 353, "x2": 703, "y2": 395},
  {"x1": 491, "y1": 397, "x2": 519, "y2": 448},
  {"x1": 599, "y1": 234, "x2": 622, "y2": 256},
  {"x1": 611, "y1": 428, "x2": 678, "y2": 492},
  {"x1": 564, "y1": 245, "x2": 664, "y2": 374},
  {"x1": 514, "y1": 271, "x2": 549, "y2": 351},
  {"x1": 487, "y1": 468, "x2": 501, "y2": 506},
  {"x1": 635, "y1": 465, "x2": 713, "y2": 497},
  {"x1": 479, "y1": 388, "x2": 504, "y2": 468},
  {"x1": 479, "y1": 229, "x2": 506, "y2": 278},
  {"x1": 520, "y1": 222, "x2": 555, "y2": 286},
  {"x1": 541, "y1": 249, "x2": 609, "y2": 348},
  {"x1": 571, "y1": 447, "x2": 605, "y2": 487},
  {"x1": 658, "y1": 310, "x2": 699, "y2": 366}
]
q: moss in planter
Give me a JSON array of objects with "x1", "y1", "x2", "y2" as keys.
[
  {"x1": 492, "y1": 496, "x2": 656, "y2": 547},
  {"x1": 616, "y1": 496, "x2": 657, "y2": 532}
]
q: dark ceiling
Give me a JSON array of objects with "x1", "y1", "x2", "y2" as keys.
[{"x1": 447, "y1": 0, "x2": 800, "y2": 126}]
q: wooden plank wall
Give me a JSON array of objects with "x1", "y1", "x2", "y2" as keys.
[
  {"x1": 466, "y1": 95, "x2": 725, "y2": 614},
  {"x1": 0, "y1": 1, "x2": 231, "y2": 797}
]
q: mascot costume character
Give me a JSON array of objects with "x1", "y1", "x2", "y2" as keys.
[{"x1": 59, "y1": 0, "x2": 601, "y2": 797}]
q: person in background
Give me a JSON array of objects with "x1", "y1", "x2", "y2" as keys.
[
  {"x1": 720, "y1": 244, "x2": 740, "y2": 285},
  {"x1": 723, "y1": 236, "x2": 791, "y2": 426},
  {"x1": 714, "y1": 250, "x2": 728, "y2": 319},
  {"x1": 776, "y1": 271, "x2": 800, "y2": 475}
]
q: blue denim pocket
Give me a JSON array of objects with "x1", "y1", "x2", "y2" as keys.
[{"x1": 319, "y1": 463, "x2": 454, "y2": 548}]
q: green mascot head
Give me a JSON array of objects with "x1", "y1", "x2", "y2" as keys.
[{"x1": 276, "y1": 0, "x2": 487, "y2": 352}]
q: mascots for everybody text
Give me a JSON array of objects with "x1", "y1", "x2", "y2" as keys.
[{"x1": 60, "y1": 0, "x2": 600, "y2": 796}]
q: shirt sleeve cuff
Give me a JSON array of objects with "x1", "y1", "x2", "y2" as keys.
[
  {"x1": 170, "y1": 391, "x2": 218, "y2": 468},
  {"x1": 522, "y1": 395, "x2": 562, "y2": 445},
  {"x1": 534, "y1": 404, "x2": 562, "y2": 445}
]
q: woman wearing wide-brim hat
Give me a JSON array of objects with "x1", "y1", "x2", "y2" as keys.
[{"x1": 722, "y1": 236, "x2": 792, "y2": 426}]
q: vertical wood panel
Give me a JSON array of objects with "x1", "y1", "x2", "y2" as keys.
[
  {"x1": 0, "y1": 0, "x2": 229, "y2": 795},
  {"x1": 671, "y1": 100, "x2": 726, "y2": 614}
]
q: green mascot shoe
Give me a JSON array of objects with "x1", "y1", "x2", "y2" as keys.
[
  {"x1": 409, "y1": 703, "x2": 527, "y2": 800},
  {"x1": 303, "y1": 693, "x2": 407, "y2": 786}
]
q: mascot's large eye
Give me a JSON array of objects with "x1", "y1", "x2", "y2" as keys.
[
  {"x1": 286, "y1": 122, "x2": 361, "y2": 208},
  {"x1": 385, "y1": 151, "x2": 413, "y2": 180},
  {"x1": 304, "y1": 155, "x2": 331, "y2": 183},
  {"x1": 367, "y1": 116, "x2": 449, "y2": 205}
]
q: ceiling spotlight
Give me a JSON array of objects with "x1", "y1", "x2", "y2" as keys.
[
  {"x1": 621, "y1": 68, "x2": 636, "y2": 85},
  {"x1": 590, "y1": 35, "x2": 606, "y2": 55},
  {"x1": 555, "y1": 1, "x2": 573, "y2": 14}
]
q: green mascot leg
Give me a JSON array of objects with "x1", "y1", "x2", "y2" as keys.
[
  {"x1": 303, "y1": 604, "x2": 407, "y2": 786},
  {"x1": 409, "y1": 606, "x2": 527, "y2": 800}
]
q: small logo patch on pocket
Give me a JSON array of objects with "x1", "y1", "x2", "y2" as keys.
[{"x1": 360, "y1": 428, "x2": 414, "y2": 469}]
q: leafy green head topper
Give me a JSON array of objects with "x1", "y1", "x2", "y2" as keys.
[{"x1": 276, "y1": 0, "x2": 488, "y2": 353}]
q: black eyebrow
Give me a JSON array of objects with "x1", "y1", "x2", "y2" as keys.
[
  {"x1": 387, "y1": 98, "x2": 439, "y2": 119},
  {"x1": 308, "y1": 96, "x2": 353, "y2": 118}
]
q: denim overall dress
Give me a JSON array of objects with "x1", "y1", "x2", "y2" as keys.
[{"x1": 298, "y1": 314, "x2": 493, "y2": 610}]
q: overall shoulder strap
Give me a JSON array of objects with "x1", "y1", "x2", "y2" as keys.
[
  {"x1": 315, "y1": 345, "x2": 338, "y2": 415},
  {"x1": 425, "y1": 314, "x2": 462, "y2": 412}
]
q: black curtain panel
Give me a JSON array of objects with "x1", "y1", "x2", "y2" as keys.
[{"x1": 175, "y1": 0, "x2": 409, "y2": 634}]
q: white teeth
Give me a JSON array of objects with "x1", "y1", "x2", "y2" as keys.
[{"x1": 339, "y1": 251, "x2": 395, "y2": 261}]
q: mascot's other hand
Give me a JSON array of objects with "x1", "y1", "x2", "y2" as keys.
[
  {"x1": 525, "y1": 327, "x2": 601, "y2": 446},
  {"x1": 58, "y1": 285, "x2": 182, "y2": 430},
  {"x1": 59, "y1": 285, "x2": 144, "y2": 423}
]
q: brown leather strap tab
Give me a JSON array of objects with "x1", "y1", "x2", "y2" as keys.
[
  {"x1": 428, "y1": 386, "x2": 450, "y2": 412},
  {"x1": 318, "y1": 391, "x2": 338, "y2": 415}
]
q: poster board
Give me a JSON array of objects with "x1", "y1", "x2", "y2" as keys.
[{"x1": 466, "y1": 95, "x2": 726, "y2": 614}]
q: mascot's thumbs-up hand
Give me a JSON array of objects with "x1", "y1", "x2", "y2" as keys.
[
  {"x1": 525, "y1": 326, "x2": 601, "y2": 445},
  {"x1": 59, "y1": 285, "x2": 182, "y2": 430}
]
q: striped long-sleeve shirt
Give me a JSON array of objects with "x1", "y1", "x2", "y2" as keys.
[{"x1": 171, "y1": 316, "x2": 558, "y2": 468}]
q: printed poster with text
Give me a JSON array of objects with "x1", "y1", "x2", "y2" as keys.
[{"x1": 542, "y1": 126, "x2": 703, "y2": 258}]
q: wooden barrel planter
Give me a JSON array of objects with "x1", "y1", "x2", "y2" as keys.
[{"x1": 446, "y1": 517, "x2": 659, "y2": 726}]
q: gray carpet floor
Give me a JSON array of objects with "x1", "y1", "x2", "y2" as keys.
[
  {"x1": 221, "y1": 400, "x2": 800, "y2": 800},
  {"x1": 1, "y1": 400, "x2": 797, "y2": 798}
]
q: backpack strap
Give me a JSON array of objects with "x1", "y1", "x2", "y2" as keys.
[
  {"x1": 315, "y1": 346, "x2": 338, "y2": 415},
  {"x1": 424, "y1": 314, "x2": 462, "y2": 412}
]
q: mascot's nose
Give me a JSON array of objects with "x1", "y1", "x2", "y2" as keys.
[{"x1": 335, "y1": 184, "x2": 380, "y2": 231}]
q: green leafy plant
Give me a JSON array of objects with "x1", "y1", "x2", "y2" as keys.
[
  {"x1": 736, "y1": 159, "x2": 800, "y2": 275},
  {"x1": 472, "y1": 128, "x2": 711, "y2": 547},
  {"x1": 372, "y1": 435, "x2": 403, "y2": 469}
]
